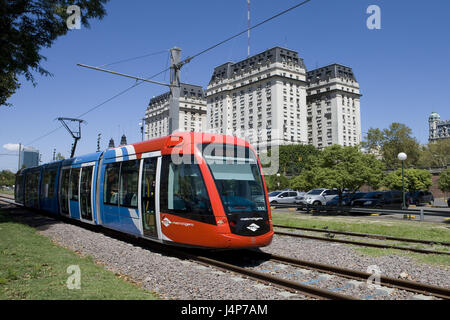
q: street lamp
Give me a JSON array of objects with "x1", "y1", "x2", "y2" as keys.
[
  {"x1": 276, "y1": 173, "x2": 281, "y2": 189},
  {"x1": 398, "y1": 152, "x2": 407, "y2": 210}
]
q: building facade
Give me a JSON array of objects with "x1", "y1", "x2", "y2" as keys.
[
  {"x1": 306, "y1": 64, "x2": 362, "y2": 149},
  {"x1": 205, "y1": 47, "x2": 308, "y2": 152},
  {"x1": 144, "y1": 83, "x2": 207, "y2": 139},
  {"x1": 429, "y1": 112, "x2": 450, "y2": 142},
  {"x1": 20, "y1": 147, "x2": 39, "y2": 169}
]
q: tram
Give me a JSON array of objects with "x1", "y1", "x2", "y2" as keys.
[{"x1": 14, "y1": 132, "x2": 273, "y2": 249}]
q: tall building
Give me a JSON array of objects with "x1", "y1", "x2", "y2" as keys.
[
  {"x1": 306, "y1": 64, "x2": 362, "y2": 149},
  {"x1": 429, "y1": 112, "x2": 450, "y2": 142},
  {"x1": 206, "y1": 47, "x2": 308, "y2": 152},
  {"x1": 144, "y1": 83, "x2": 207, "y2": 140},
  {"x1": 19, "y1": 147, "x2": 39, "y2": 169}
]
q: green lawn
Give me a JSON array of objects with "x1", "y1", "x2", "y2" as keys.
[
  {"x1": 0, "y1": 208, "x2": 158, "y2": 300},
  {"x1": 271, "y1": 211, "x2": 450, "y2": 266}
]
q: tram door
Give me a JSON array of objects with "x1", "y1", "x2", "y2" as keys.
[
  {"x1": 59, "y1": 168, "x2": 71, "y2": 216},
  {"x1": 79, "y1": 166, "x2": 94, "y2": 221},
  {"x1": 141, "y1": 157, "x2": 158, "y2": 238}
]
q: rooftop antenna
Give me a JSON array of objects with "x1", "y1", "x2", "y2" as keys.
[
  {"x1": 247, "y1": 0, "x2": 251, "y2": 57},
  {"x1": 57, "y1": 117, "x2": 86, "y2": 158}
]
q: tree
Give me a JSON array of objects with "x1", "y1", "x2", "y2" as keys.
[
  {"x1": 260, "y1": 144, "x2": 319, "y2": 177},
  {"x1": 382, "y1": 168, "x2": 432, "y2": 192},
  {"x1": 438, "y1": 168, "x2": 450, "y2": 195},
  {"x1": 55, "y1": 152, "x2": 65, "y2": 160},
  {"x1": 1, "y1": 0, "x2": 109, "y2": 107},
  {"x1": 278, "y1": 144, "x2": 319, "y2": 176},
  {"x1": 291, "y1": 145, "x2": 385, "y2": 204},
  {"x1": 418, "y1": 139, "x2": 450, "y2": 168},
  {"x1": 264, "y1": 174, "x2": 290, "y2": 192},
  {"x1": 0, "y1": 170, "x2": 15, "y2": 187},
  {"x1": 363, "y1": 123, "x2": 421, "y2": 169}
]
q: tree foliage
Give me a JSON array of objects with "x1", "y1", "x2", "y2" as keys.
[
  {"x1": 0, "y1": 170, "x2": 15, "y2": 186},
  {"x1": 382, "y1": 168, "x2": 432, "y2": 192},
  {"x1": 1, "y1": 0, "x2": 109, "y2": 107},
  {"x1": 290, "y1": 145, "x2": 385, "y2": 194},
  {"x1": 263, "y1": 174, "x2": 290, "y2": 192},
  {"x1": 418, "y1": 139, "x2": 450, "y2": 168},
  {"x1": 363, "y1": 123, "x2": 421, "y2": 169},
  {"x1": 438, "y1": 168, "x2": 450, "y2": 193}
]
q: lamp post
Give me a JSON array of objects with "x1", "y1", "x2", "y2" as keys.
[
  {"x1": 276, "y1": 173, "x2": 281, "y2": 189},
  {"x1": 397, "y1": 152, "x2": 407, "y2": 211}
]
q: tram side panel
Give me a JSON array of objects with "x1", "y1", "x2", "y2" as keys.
[
  {"x1": 39, "y1": 162, "x2": 62, "y2": 215},
  {"x1": 99, "y1": 156, "x2": 142, "y2": 237}
]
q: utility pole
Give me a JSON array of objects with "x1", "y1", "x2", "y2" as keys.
[
  {"x1": 169, "y1": 47, "x2": 181, "y2": 134},
  {"x1": 17, "y1": 143, "x2": 22, "y2": 171}
]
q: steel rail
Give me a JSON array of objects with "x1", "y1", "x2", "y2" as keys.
[
  {"x1": 274, "y1": 224, "x2": 450, "y2": 246},
  {"x1": 0, "y1": 197, "x2": 355, "y2": 300},
  {"x1": 2, "y1": 197, "x2": 449, "y2": 299},
  {"x1": 247, "y1": 250, "x2": 450, "y2": 300},
  {"x1": 167, "y1": 249, "x2": 357, "y2": 300},
  {"x1": 274, "y1": 230, "x2": 450, "y2": 255}
]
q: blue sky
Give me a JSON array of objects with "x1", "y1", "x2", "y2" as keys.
[{"x1": 1, "y1": 0, "x2": 449, "y2": 172}]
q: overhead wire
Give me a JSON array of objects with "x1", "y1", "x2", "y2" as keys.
[
  {"x1": 180, "y1": 0, "x2": 312, "y2": 64},
  {"x1": 24, "y1": 67, "x2": 170, "y2": 147},
  {"x1": 23, "y1": 0, "x2": 313, "y2": 148},
  {"x1": 97, "y1": 50, "x2": 168, "y2": 68}
]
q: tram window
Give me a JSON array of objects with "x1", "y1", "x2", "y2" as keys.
[
  {"x1": 15, "y1": 174, "x2": 24, "y2": 203},
  {"x1": 200, "y1": 143, "x2": 268, "y2": 215},
  {"x1": 104, "y1": 163, "x2": 120, "y2": 205},
  {"x1": 69, "y1": 168, "x2": 80, "y2": 201},
  {"x1": 41, "y1": 169, "x2": 57, "y2": 198},
  {"x1": 25, "y1": 171, "x2": 40, "y2": 207},
  {"x1": 119, "y1": 160, "x2": 139, "y2": 208},
  {"x1": 60, "y1": 169, "x2": 70, "y2": 213},
  {"x1": 160, "y1": 156, "x2": 214, "y2": 224}
]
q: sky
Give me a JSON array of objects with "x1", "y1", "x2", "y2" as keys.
[{"x1": 1, "y1": 0, "x2": 450, "y2": 172}]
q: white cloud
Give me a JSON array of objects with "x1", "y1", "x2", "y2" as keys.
[
  {"x1": 2, "y1": 144, "x2": 37, "y2": 152},
  {"x1": 3, "y1": 143, "x2": 20, "y2": 152}
]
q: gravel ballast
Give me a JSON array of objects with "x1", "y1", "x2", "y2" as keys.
[{"x1": 3, "y1": 205, "x2": 449, "y2": 300}]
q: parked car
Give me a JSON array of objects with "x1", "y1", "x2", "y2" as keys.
[
  {"x1": 352, "y1": 191, "x2": 403, "y2": 209},
  {"x1": 406, "y1": 190, "x2": 434, "y2": 206},
  {"x1": 296, "y1": 188, "x2": 339, "y2": 206},
  {"x1": 269, "y1": 190, "x2": 303, "y2": 205},
  {"x1": 326, "y1": 192, "x2": 367, "y2": 207}
]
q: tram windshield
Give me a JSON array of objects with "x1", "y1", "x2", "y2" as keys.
[{"x1": 200, "y1": 143, "x2": 267, "y2": 214}]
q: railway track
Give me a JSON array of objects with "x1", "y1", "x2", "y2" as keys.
[
  {"x1": 274, "y1": 226, "x2": 450, "y2": 256},
  {"x1": 179, "y1": 248, "x2": 450, "y2": 300},
  {"x1": 274, "y1": 224, "x2": 450, "y2": 246},
  {"x1": 1, "y1": 196, "x2": 449, "y2": 300}
]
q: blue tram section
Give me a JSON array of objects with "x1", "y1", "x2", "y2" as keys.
[
  {"x1": 99, "y1": 147, "x2": 141, "y2": 236},
  {"x1": 15, "y1": 148, "x2": 142, "y2": 236}
]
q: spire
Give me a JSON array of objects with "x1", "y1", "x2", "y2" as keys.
[
  {"x1": 108, "y1": 138, "x2": 115, "y2": 148},
  {"x1": 120, "y1": 134, "x2": 127, "y2": 146}
]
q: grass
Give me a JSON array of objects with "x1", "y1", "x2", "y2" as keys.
[
  {"x1": 355, "y1": 247, "x2": 450, "y2": 266},
  {"x1": 0, "y1": 208, "x2": 158, "y2": 300},
  {"x1": 271, "y1": 211, "x2": 450, "y2": 266}
]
